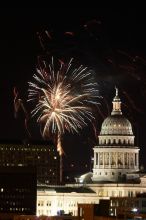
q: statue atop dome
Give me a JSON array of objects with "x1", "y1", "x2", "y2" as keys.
[
  {"x1": 111, "y1": 86, "x2": 122, "y2": 115},
  {"x1": 115, "y1": 86, "x2": 118, "y2": 96}
]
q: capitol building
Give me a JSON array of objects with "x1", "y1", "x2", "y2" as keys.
[
  {"x1": 92, "y1": 87, "x2": 139, "y2": 182},
  {"x1": 37, "y1": 88, "x2": 146, "y2": 216}
]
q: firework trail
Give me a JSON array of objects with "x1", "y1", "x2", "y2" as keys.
[
  {"x1": 28, "y1": 57, "x2": 100, "y2": 155},
  {"x1": 102, "y1": 97, "x2": 110, "y2": 116},
  {"x1": 37, "y1": 30, "x2": 52, "y2": 50},
  {"x1": 122, "y1": 90, "x2": 143, "y2": 114},
  {"x1": 34, "y1": 22, "x2": 146, "y2": 153},
  {"x1": 13, "y1": 87, "x2": 20, "y2": 118},
  {"x1": 92, "y1": 122, "x2": 99, "y2": 142},
  {"x1": 95, "y1": 104, "x2": 105, "y2": 120},
  {"x1": 64, "y1": 32, "x2": 75, "y2": 36},
  {"x1": 13, "y1": 87, "x2": 31, "y2": 137}
]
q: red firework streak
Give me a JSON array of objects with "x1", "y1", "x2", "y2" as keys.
[
  {"x1": 122, "y1": 90, "x2": 142, "y2": 114},
  {"x1": 13, "y1": 87, "x2": 31, "y2": 137}
]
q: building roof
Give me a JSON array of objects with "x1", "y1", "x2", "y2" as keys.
[
  {"x1": 100, "y1": 87, "x2": 133, "y2": 136},
  {"x1": 37, "y1": 185, "x2": 96, "y2": 193}
]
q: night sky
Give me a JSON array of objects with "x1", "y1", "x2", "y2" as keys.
[{"x1": 0, "y1": 8, "x2": 146, "y2": 173}]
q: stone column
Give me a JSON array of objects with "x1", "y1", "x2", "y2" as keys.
[
  {"x1": 135, "y1": 153, "x2": 137, "y2": 167},
  {"x1": 123, "y1": 152, "x2": 125, "y2": 168},
  {"x1": 96, "y1": 153, "x2": 98, "y2": 166},
  {"x1": 103, "y1": 152, "x2": 105, "y2": 168},
  {"x1": 99, "y1": 152, "x2": 101, "y2": 167},
  {"x1": 127, "y1": 153, "x2": 128, "y2": 168},
  {"x1": 116, "y1": 152, "x2": 118, "y2": 168},
  {"x1": 100, "y1": 152, "x2": 103, "y2": 167},
  {"x1": 94, "y1": 152, "x2": 96, "y2": 168},
  {"x1": 137, "y1": 153, "x2": 139, "y2": 169},
  {"x1": 134, "y1": 153, "x2": 137, "y2": 168},
  {"x1": 109, "y1": 152, "x2": 111, "y2": 168},
  {"x1": 133, "y1": 153, "x2": 135, "y2": 168},
  {"x1": 128, "y1": 153, "x2": 130, "y2": 169}
]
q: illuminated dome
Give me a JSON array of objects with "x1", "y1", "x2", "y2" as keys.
[
  {"x1": 100, "y1": 115, "x2": 133, "y2": 135},
  {"x1": 100, "y1": 87, "x2": 133, "y2": 136}
]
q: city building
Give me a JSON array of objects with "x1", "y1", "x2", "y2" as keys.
[
  {"x1": 92, "y1": 87, "x2": 139, "y2": 182},
  {"x1": 37, "y1": 185, "x2": 97, "y2": 216},
  {"x1": 110, "y1": 193, "x2": 146, "y2": 218},
  {"x1": 78, "y1": 200, "x2": 110, "y2": 220},
  {"x1": 36, "y1": 88, "x2": 146, "y2": 217},
  {"x1": 0, "y1": 167, "x2": 37, "y2": 217},
  {"x1": 0, "y1": 141, "x2": 60, "y2": 184}
]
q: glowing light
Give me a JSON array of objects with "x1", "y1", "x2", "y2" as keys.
[
  {"x1": 132, "y1": 208, "x2": 138, "y2": 212},
  {"x1": 28, "y1": 57, "x2": 100, "y2": 155}
]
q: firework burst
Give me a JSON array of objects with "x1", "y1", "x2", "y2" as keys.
[{"x1": 28, "y1": 57, "x2": 100, "y2": 155}]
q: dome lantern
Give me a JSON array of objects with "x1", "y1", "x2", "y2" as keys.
[{"x1": 111, "y1": 87, "x2": 122, "y2": 115}]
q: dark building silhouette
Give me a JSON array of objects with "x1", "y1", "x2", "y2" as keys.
[
  {"x1": 78, "y1": 200, "x2": 110, "y2": 220},
  {"x1": 0, "y1": 167, "x2": 37, "y2": 215},
  {"x1": 0, "y1": 141, "x2": 60, "y2": 184}
]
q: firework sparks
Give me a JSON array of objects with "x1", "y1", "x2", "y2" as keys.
[
  {"x1": 13, "y1": 87, "x2": 20, "y2": 118},
  {"x1": 13, "y1": 87, "x2": 31, "y2": 137},
  {"x1": 37, "y1": 22, "x2": 146, "y2": 123},
  {"x1": 28, "y1": 57, "x2": 100, "y2": 155}
]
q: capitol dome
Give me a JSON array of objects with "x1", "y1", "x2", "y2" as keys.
[
  {"x1": 100, "y1": 115, "x2": 133, "y2": 135},
  {"x1": 100, "y1": 87, "x2": 133, "y2": 136}
]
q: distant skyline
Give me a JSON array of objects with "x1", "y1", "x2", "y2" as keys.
[{"x1": 0, "y1": 8, "x2": 146, "y2": 171}]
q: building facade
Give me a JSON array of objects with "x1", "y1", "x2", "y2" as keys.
[
  {"x1": 0, "y1": 141, "x2": 60, "y2": 184},
  {"x1": 36, "y1": 180, "x2": 146, "y2": 216},
  {"x1": 36, "y1": 88, "x2": 146, "y2": 217},
  {"x1": 37, "y1": 185, "x2": 98, "y2": 216},
  {"x1": 0, "y1": 167, "x2": 37, "y2": 215},
  {"x1": 92, "y1": 87, "x2": 139, "y2": 182}
]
